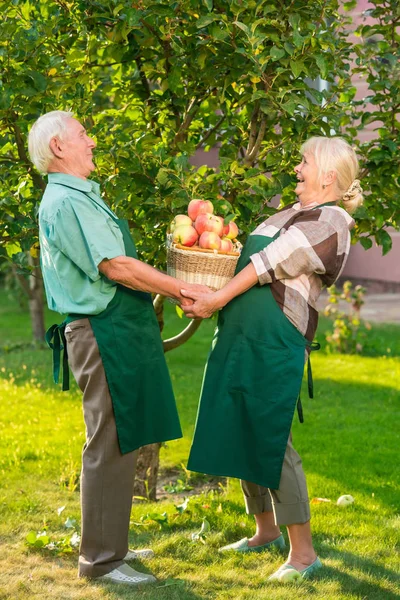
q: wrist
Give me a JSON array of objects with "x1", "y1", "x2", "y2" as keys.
[{"x1": 214, "y1": 290, "x2": 227, "y2": 310}]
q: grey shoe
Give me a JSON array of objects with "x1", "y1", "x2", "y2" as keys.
[
  {"x1": 219, "y1": 533, "x2": 286, "y2": 553},
  {"x1": 125, "y1": 548, "x2": 155, "y2": 560},
  {"x1": 98, "y1": 564, "x2": 156, "y2": 586},
  {"x1": 268, "y1": 557, "x2": 323, "y2": 583}
]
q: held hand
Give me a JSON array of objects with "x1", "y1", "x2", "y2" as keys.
[
  {"x1": 177, "y1": 283, "x2": 212, "y2": 305},
  {"x1": 180, "y1": 296, "x2": 194, "y2": 306},
  {"x1": 180, "y1": 288, "x2": 220, "y2": 319}
]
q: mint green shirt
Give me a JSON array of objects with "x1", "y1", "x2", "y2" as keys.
[{"x1": 39, "y1": 173, "x2": 125, "y2": 315}]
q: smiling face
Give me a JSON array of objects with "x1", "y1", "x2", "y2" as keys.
[
  {"x1": 49, "y1": 118, "x2": 96, "y2": 179},
  {"x1": 294, "y1": 152, "x2": 323, "y2": 206}
]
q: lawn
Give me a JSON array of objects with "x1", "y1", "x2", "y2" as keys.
[{"x1": 0, "y1": 288, "x2": 399, "y2": 600}]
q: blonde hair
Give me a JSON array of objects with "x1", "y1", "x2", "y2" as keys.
[
  {"x1": 28, "y1": 110, "x2": 74, "y2": 173},
  {"x1": 300, "y1": 136, "x2": 363, "y2": 213}
]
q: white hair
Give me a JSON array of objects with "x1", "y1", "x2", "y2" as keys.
[
  {"x1": 300, "y1": 136, "x2": 363, "y2": 213},
  {"x1": 28, "y1": 110, "x2": 74, "y2": 173}
]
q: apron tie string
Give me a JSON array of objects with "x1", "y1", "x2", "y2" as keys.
[
  {"x1": 297, "y1": 341, "x2": 321, "y2": 423},
  {"x1": 45, "y1": 322, "x2": 70, "y2": 391}
]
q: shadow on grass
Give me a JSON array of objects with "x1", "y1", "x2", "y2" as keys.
[
  {"x1": 298, "y1": 377, "x2": 400, "y2": 507},
  {"x1": 310, "y1": 547, "x2": 400, "y2": 600}
]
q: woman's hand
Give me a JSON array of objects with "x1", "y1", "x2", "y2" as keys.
[
  {"x1": 180, "y1": 288, "x2": 222, "y2": 319},
  {"x1": 178, "y1": 283, "x2": 212, "y2": 306}
]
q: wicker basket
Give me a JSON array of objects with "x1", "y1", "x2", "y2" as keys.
[{"x1": 167, "y1": 239, "x2": 241, "y2": 292}]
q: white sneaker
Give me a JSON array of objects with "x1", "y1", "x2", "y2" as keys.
[
  {"x1": 98, "y1": 564, "x2": 156, "y2": 586},
  {"x1": 125, "y1": 548, "x2": 155, "y2": 560}
]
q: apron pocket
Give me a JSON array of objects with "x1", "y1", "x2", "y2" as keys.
[
  {"x1": 228, "y1": 337, "x2": 290, "y2": 401},
  {"x1": 110, "y1": 311, "x2": 162, "y2": 372}
]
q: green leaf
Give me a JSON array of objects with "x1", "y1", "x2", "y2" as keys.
[
  {"x1": 26, "y1": 531, "x2": 38, "y2": 545},
  {"x1": 196, "y1": 14, "x2": 219, "y2": 28},
  {"x1": 359, "y1": 237, "x2": 373, "y2": 250},
  {"x1": 5, "y1": 242, "x2": 21, "y2": 258},
  {"x1": 315, "y1": 54, "x2": 328, "y2": 79},
  {"x1": 281, "y1": 99, "x2": 297, "y2": 115},
  {"x1": 233, "y1": 21, "x2": 250, "y2": 35},
  {"x1": 64, "y1": 517, "x2": 78, "y2": 529},
  {"x1": 343, "y1": 0, "x2": 357, "y2": 11},
  {"x1": 156, "y1": 169, "x2": 169, "y2": 186},
  {"x1": 290, "y1": 60, "x2": 304, "y2": 78},
  {"x1": 289, "y1": 14, "x2": 301, "y2": 29},
  {"x1": 175, "y1": 305, "x2": 184, "y2": 319},
  {"x1": 375, "y1": 229, "x2": 392, "y2": 255},
  {"x1": 21, "y1": 1, "x2": 31, "y2": 20},
  {"x1": 197, "y1": 165, "x2": 207, "y2": 176},
  {"x1": 292, "y1": 29, "x2": 304, "y2": 48},
  {"x1": 27, "y1": 71, "x2": 47, "y2": 92},
  {"x1": 146, "y1": 512, "x2": 169, "y2": 524},
  {"x1": 270, "y1": 46, "x2": 285, "y2": 61},
  {"x1": 284, "y1": 42, "x2": 295, "y2": 56}
]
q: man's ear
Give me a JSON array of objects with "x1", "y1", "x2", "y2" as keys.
[{"x1": 49, "y1": 137, "x2": 63, "y2": 159}]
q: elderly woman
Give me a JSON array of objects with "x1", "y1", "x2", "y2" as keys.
[{"x1": 181, "y1": 136, "x2": 363, "y2": 583}]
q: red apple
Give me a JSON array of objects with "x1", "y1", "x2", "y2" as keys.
[
  {"x1": 220, "y1": 237, "x2": 234, "y2": 252},
  {"x1": 194, "y1": 213, "x2": 209, "y2": 235},
  {"x1": 170, "y1": 214, "x2": 192, "y2": 232},
  {"x1": 222, "y1": 221, "x2": 239, "y2": 240},
  {"x1": 172, "y1": 224, "x2": 199, "y2": 247},
  {"x1": 199, "y1": 231, "x2": 221, "y2": 250},
  {"x1": 188, "y1": 199, "x2": 214, "y2": 221},
  {"x1": 195, "y1": 214, "x2": 224, "y2": 237}
]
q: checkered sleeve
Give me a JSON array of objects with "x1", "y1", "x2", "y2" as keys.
[{"x1": 250, "y1": 214, "x2": 340, "y2": 286}]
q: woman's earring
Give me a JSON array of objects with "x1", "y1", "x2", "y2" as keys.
[{"x1": 322, "y1": 184, "x2": 326, "y2": 189}]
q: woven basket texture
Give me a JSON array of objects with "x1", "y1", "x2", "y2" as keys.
[{"x1": 167, "y1": 244, "x2": 240, "y2": 291}]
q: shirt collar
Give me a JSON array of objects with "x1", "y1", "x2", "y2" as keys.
[{"x1": 47, "y1": 173, "x2": 100, "y2": 196}]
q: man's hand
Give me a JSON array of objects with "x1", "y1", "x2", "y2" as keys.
[{"x1": 180, "y1": 288, "x2": 222, "y2": 319}]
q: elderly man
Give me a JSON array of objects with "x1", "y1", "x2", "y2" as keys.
[{"x1": 28, "y1": 110, "x2": 205, "y2": 586}]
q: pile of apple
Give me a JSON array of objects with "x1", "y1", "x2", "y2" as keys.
[{"x1": 170, "y1": 199, "x2": 238, "y2": 253}]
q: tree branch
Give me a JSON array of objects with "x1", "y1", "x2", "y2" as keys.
[
  {"x1": 135, "y1": 55, "x2": 151, "y2": 100},
  {"x1": 244, "y1": 114, "x2": 267, "y2": 166},
  {"x1": 196, "y1": 114, "x2": 226, "y2": 149},
  {"x1": 245, "y1": 102, "x2": 260, "y2": 158},
  {"x1": 9, "y1": 113, "x2": 45, "y2": 191}
]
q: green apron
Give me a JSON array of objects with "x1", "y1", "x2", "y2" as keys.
[
  {"x1": 187, "y1": 231, "x2": 316, "y2": 489},
  {"x1": 46, "y1": 212, "x2": 182, "y2": 455}
]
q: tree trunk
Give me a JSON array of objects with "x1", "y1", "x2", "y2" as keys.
[
  {"x1": 132, "y1": 442, "x2": 161, "y2": 501},
  {"x1": 13, "y1": 252, "x2": 46, "y2": 343},
  {"x1": 28, "y1": 254, "x2": 46, "y2": 342}
]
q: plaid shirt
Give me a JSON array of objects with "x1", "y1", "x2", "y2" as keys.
[{"x1": 250, "y1": 201, "x2": 354, "y2": 341}]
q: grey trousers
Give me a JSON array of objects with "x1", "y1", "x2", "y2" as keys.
[
  {"x1": 65, "y1": 318, "x2": 138, "y2": 578},
  {"x1": 240, "y1": 435, "x2": 311, "y2": 526}
]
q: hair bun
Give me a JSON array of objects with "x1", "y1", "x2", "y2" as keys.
[
  {"x1": 341, "y1": 179, "x2": 363, "y2": 213},
  {"x1": 342, "y1": 179, "x2": 362, "y2": 202}
]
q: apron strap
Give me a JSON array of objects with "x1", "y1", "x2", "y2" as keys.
[
  {"x1": 45, "y1": 322, "x2": 70, "y2": 391},
  {"x1": 297, "y1": 341, "x2": 321, "y2": 423}
]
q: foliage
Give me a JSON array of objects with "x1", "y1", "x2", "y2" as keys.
[
  {"x1": 1, "y1": 0, "x2": 399, "y2": 277},
  {"x1": 25, "y1": 511, "x2": 81, "y2": 556},
  {"x1": 324, "y1": 280, "x2": 371, "y2": 354},
  {"x1": 350, "y1": 0, "x2": 400, "y2": 255}
]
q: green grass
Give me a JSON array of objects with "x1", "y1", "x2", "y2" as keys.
[{"x1": 0, "y1": 289, "x2": 399, "y2": 600}]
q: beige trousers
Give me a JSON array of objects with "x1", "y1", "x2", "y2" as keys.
[
  {"x1": 65, "y1": 318, "x2": 138, "y2": 578},
  {"x1": 240, "y1": 435, "x2": 310, "y2": 526}
]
